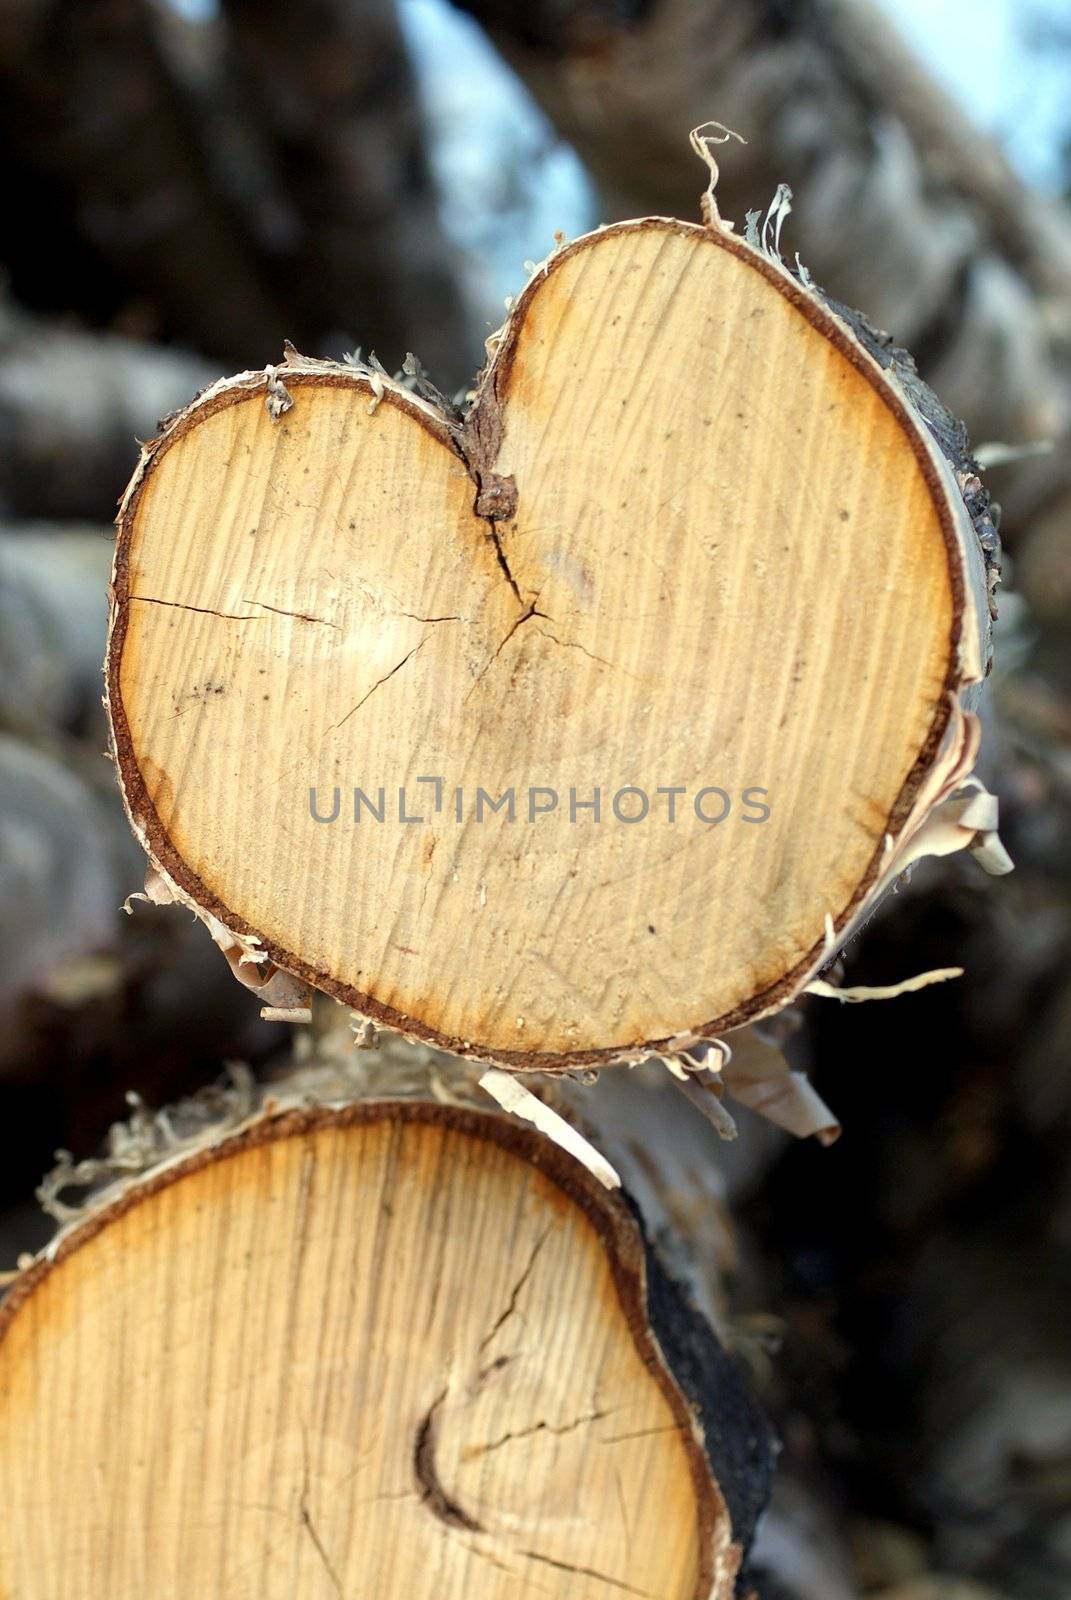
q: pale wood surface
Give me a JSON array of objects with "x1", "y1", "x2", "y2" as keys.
[
  {"x1": 111, "y1": 220, "x2": 967, "y2": 1065},
  {"x1": 0, "y1": 1107, "x2": 729, "y2": 1598}
]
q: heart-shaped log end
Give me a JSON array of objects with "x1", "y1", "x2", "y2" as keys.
[{"x1": 106, "y1": 218, "x2": 988, "y2": 1068}]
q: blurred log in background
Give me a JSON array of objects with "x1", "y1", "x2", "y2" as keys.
[{"x1": 0, "y1": 2, "x2": 1069, "y2": 1597}]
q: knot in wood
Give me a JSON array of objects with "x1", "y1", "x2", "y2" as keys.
[{"x1": 475, "y1": 473, "x2": 517, "y2": 521}]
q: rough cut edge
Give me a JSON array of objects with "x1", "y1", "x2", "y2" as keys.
[
  {"x1": 0, "y1": 1086, "x2": 759, "y2": 1599},
  {"x1": 104, "y1": 193, "x2": 1006, "y2": 1074}
]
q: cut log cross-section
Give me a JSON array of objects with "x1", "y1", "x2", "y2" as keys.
[
  {"x1": 106, "y1": 210, "x2": 994, "y2": 1069},
  {"x1": 0, "y1": 1099, "x2": 769, "y2": 1598}
]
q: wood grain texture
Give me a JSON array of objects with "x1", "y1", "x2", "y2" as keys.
[
  {"x1": 107, "y1": 217, "x2": 986, "y2": 1067},
  {"x1": 0, "y1": 1103, "x2": 741, "y2": 1599}
]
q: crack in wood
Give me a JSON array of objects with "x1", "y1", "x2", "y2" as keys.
[
  {"x1": 519, "y1": 1549, "x2": 655, "y2": 1596},
  {"x1": 486, "y1": 522, "x2": 524, "y2": 605},
  {"x1": 471, "y1": 1352, "x2": 516, "y2": 1392},
  {"x1": 298, "y1": 1419, "x2": 344, "y2": 1597},
  {"x1": 130, "y1": 594, "x2": 339, "y2": 630},
  {"x1": 300, "y1": 1505, "x2": 344, "y2": 1597},
  {"x1": 461, "y1": 1408, "x2": 610, "y2": 1462},
  {"x1": 241, "y1": 598, "x2": 341, "y2": 629},
  {"x1": 599, "y1": 1423, "x2": 684, "y2": 1444},
  {"x1": 413, "y1": 1390, "x2": 484, "y2": 1533},
  {"x1": 411, "y1": 1234, "x2": 561, "y2": 1537},
  {"x1": 396, "y1": 612, "x2": 463, "y2": 624},
  {"x1": 464, "y1": 603, "x2": 549, "y2": 702},
  {"x1": 533, "y1": 626, "x2": 644, "y2": 684},
  {"x1": 129, "y1": 595, "x2": 268, "y2": 623},
  {"x1": 327, "y1": 639, "x2": 429, "y2": 732},
  {"x1": 477, "y1": 1226, "x2": 551, "y2": 1352}
]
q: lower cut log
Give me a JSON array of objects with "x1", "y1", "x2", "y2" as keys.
[{"x1": 0, "y1": 1078, "x2": 772, "y2": 1598}]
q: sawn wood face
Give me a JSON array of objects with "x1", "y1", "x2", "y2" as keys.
[{"x1": 108, "y1": 219, "x2": 965, "y2": 1066}]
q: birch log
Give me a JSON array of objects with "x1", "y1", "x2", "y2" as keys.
[
  {"x1": 105, "y1": 185, "x2": 1001, "y2": 1069},
  {"x1": 0, "y1": 1074, "x2": 772, "y2": 1598}
]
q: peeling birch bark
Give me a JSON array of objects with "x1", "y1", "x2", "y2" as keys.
[
  {"x1": 105, "y1": 175, "x2": 1001, "y2": 1071},
  {"x1": 0, "y1": 1071, "x2": 772, "y2": 1599}
]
